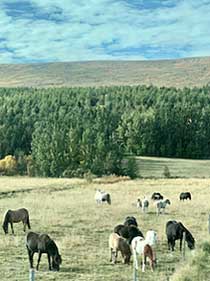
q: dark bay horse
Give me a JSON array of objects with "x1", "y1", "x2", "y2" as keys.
[
  {"x1": 26, "y1": 231, "x2": 62, "y2": 271},
  {"x1": 179, "y1": 192, "x2": 191, "y2": 201},
  {"x1": 166, "y1": 220, "x2": 195, "y2": 251},
  {"x1": 114, "y1": 224, "x2": 144, "y2": 244},
  {"x1": 2, "y1": 208, "x2": 31, "y2": 234}
]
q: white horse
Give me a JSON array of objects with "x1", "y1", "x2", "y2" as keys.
[
  {"x1": 94, "y1": 189, "x2": 111, "y2": 205},
  {"x1": 141, "y1": 197, "x2": 149, "y2": 213},
  {"x1": 156, "y1": 199, "x2": 171, "y2": 215},
  {"x1": 145, "y1": 230, "x2": 158, "y2": 246}
]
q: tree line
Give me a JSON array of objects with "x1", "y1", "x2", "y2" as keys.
[{"x1": 0, "y1": 85, "x2": 210, "y2": 177}]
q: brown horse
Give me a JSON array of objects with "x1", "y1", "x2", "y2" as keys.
[
  {"x1": 2, "y1": 208, "x2": 31, "y2": 234},
  {"x1": 26, "y1": 231, "x2": 62, "y2": 271}
]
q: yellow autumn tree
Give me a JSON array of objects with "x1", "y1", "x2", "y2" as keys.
[{"x1": 0, "y1": 155, "x2": 17, "y2": 175}]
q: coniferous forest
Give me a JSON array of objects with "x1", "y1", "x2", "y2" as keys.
[{"x1": 1, "y1": 85, "x2": 210, "y2": 177}]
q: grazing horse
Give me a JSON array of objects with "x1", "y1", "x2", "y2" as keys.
[
  {"x1": 142, "y1": 198, "x2": 149, "y2": 213},
  {"x1": 2, "y1": 208, "x2": 31, "y2": 234},
  {"x1": 180, "y1": 192, "x2": 191, "y2": 201},
  {"x1": 26, "y1": 231, "x2": 62, "y2": 271},
  {"x1": 109, "y1": 233, "x2": 131, "y2": 264},
  {"x1": 151, "y1": 192, "x2": 164, "y2": 201},
  {"x1": 156, "y1": 199, "x2": 171, "y2": 215},
  {"x1": 94, "y1": 189, "x2": 111, "y2": 205},
  {"x1": 136, "y1": 198, "x2": 142, "y2": 209},
  {"x1": 131, "y1": 236, "x2": 156, "y2": 272},
  {"x1": 124, "y1": 216, "x2": 138, "y2": 227},
  {"x1": 166, "y1": 220, "x2": 195, "y2": 252},
  {"x1": 114, "y1": 224, "x2": 144, "y2": 244}
]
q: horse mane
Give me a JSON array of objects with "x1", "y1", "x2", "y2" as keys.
[{"x1": 47, "y1": 239, "x2": 59, "y2": 256}]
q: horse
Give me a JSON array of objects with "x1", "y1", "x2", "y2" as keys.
[
  {"x1": 166, "y1": 220, "x2": 195, "y2": 252},
  {"x1": 151, "y1": 192, "x2": 164, "y2": 201},
  {"x1": 94, "y1": 189, "x2": 111, "y2": 205},
  {"x1": 109, "y1": 233, "x2": 131, "y2": 264},
  {"x1": 114, "y1": 224, "x2": 144, "y2": 244},
  {"x1": 136, "y1": 198, "x2": 142, "y2": 209},
  {"x1": 124, "y1": 216, "x2": 138, "y2": 227},
  {"x1": 156, "y1": 199, "x2": 171, "y2": 215},
  {"x1": 141, "y1": 198, "x2": 149, "y2": 213},
  {"x1": 2, "y1": 208, "x2": 31, "y2": 234},
  {"x1": 26, "y1": 231, "x2": 62, "y2": 271},
  {"x1": 180, "y1": 192, "x2": 191, "y2": 201},
  {"x1": 145, "y1": 230, "x2": 158, "y2": 246},
  {"x1": 131, "y1": 236, "x2": 156, "y2": 272}
]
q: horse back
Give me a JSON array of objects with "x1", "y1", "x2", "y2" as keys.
[
  {"x1": 26, "y1": 231, "x2": 39, "y2": 252},
  {"x1": 166, "y1": 221, "x2": 181, "y2": 239}
]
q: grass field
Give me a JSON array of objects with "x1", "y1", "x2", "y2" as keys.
[
  {"x1": 0, "y1": 176, "x2": 210, "y2": 281},
  {"x1": 137, "y1": 156, "x2": 210, "y2": 178},
  {"x1": 1, "y1": 56, "x2": 210, "y2": 88}
]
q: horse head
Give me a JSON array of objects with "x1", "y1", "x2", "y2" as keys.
[
  {"x1": 52, "y1": 254, "x2": 62, "y2": 271},
  {"x1": 165, "y1": 199, "x2": 171, "y2": 205},
  {"x1": 186, "y1": 232, "x2": 195, "y2": 250}
]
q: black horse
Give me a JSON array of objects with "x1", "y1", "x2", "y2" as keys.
[
  {"x1": 124, "y1": 216, "x2": 138, "y2": 227},
  {"x1": 114, "y1": 224, "x2": 144, "y2": 244},
  {"x1": 179, "y1": 192, "x2": 191, "y2": 201},
  {"x1": 26, "y1": 231, "x2": 62, "y2": 271},
  {"x1": 2, "y1": 208, "x2": 31, "y2": 234},
  {"x1": 166, "y1": 220, "x2": 195, "y2": 251},
  {"x1": 151, "y1": 192, "x2": 164, "y2": 201}
]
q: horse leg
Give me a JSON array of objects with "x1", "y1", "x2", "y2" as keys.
[
  {"x1": 180, "y1": 238, "x2": 183, "y2": 251},
  {"x1": 167, "y1": 239, "x2": 171, "y2": 251},
  {"x1": 36, "y1": 251, "x2": 42, "y2": 270},
  {"x1": 110, "y1": 248, "x2": 114, "y2": 263},
  {"x1": 23, "y1": 221, "x2": 26, "y2": 232},
  {"x1": 133, "y1": 250, "x2": 138, "y2": 270},
  {"x1": 142, "y1": 254, "x2": 146, "y2": 272},
  {"x1": 114, "y1": 249, "x2": 118, "y2": 264},
  {"x1": 47, "y1": 253, "x2": 52, "y2": 270},
  {"x1": 10, "y1": 222, "x2": 14, "y2": 235},
  {"x1": 27, "y1": 248, "x2": 34, "y2": 268},
  {"x1": 171, "y1": 240, "x2": 175, "y2": 251}
]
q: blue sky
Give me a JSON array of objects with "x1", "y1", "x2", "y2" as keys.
[{"x1": 0, "y1": 0, "x2": 210, "y2": 63}]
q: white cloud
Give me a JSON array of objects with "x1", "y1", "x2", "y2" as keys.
[{"x1": 0, "y1": 0, "x2": 210, "y2": 63}]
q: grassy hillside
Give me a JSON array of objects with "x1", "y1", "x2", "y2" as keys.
[
  {"x1": 136, "y1": 156, "x2": 210, "y2": 178},
  {"x1": 0, "y1": 56, "x2": 210, "y2": 88},
  {"x1": 0, "y1": 177, "x2": 210, "y2": 280}
]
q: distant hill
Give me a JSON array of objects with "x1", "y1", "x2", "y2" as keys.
[{"x1": 0, "y1": 56, "x2": 210, "y2": 88}]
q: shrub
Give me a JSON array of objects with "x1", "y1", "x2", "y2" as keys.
[{"x1": 163, "y1": 165, "x2": 171, "y2": 178}]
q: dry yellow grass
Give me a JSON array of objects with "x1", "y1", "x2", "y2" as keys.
[{"x1": 0, "y1": 177, "x2": 209, "y2": 280}]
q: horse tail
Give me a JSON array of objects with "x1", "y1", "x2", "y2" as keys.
[
  {"x1": 26, "y1": 215, "x2": 31, "y2": 229},
  {"x1": 107, "y1": 194, "x2": 111, "y2": 205},
  {"x1": 2, "y1": 210, "x2": 11, "y2": 233}
]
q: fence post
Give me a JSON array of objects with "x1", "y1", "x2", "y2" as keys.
[
  {"x1": 208, "y1": 214, "x2": 210, "y2": 234},
  {"x1": 182, "y1": 232, "x2": 186, "y2": 260},
  {"x1": 29, "y1": 269, "x2": 35, "y2": 281}
]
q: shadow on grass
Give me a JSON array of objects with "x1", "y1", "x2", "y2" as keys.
[{"x1": 60, "y1": 266, "x2": 87, "y2": 273}]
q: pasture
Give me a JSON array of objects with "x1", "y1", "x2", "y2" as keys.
[{"x1": 0, "y1": 176, "x2": 210, "y2": 280}]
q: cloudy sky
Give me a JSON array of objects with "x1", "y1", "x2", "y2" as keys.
[{"x1": 0, "y1": 0, "x2": 210, "y2": 63}]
